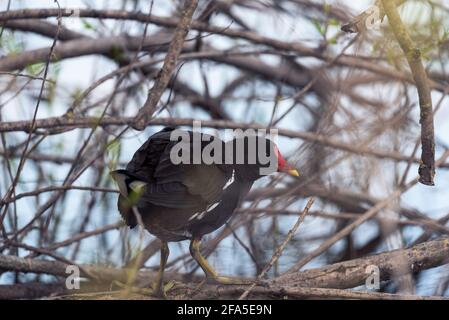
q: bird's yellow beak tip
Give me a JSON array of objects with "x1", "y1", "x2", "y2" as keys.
[{"x1": 287, "y1": 169, "x2": 300, "y2": 177}]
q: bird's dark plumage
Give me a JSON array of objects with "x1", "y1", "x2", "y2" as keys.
[
  {"x1": 111, "y1": 127, "x2": 299, "y2": 291},
  {"x1": 112, "y1": 127, "x2": 266, "y2": 242}
]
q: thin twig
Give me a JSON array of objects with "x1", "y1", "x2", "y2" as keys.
[
  {"x1": 133, "y1": 0, "x2": 199, "y2": 130},
  {"x1": 239, "y1": 198, "x2": 314, "y2": 300}
]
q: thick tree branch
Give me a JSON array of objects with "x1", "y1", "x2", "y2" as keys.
[
  {"x1": 276, "y1": 237, "x2": 449, "y2": 289},
  {"x1": 0, "y1": 8, "x2": 446, "y2": 93},
  {"x1": 2, "y1": 20, "x2": 232, "y2": 120},
  {"x1": 0, "y1": 116, "x2": 447, "y2": 168},
  {"x1": 0, "y1": 238, "x2": 448, "y2": 299},
  {"x1": 381, "y1": 0, "x2": 435, "y2": 185},
  {"x1": 1, "y1": 116, "x2": 448, "y2": 170},
  {"x1": 0, "y1": 282, "x2": 67, "y2": 300}
]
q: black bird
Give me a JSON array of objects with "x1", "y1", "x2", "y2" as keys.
[{"x1": 110, "y1": 127, "x2": 299, "y2": 295}]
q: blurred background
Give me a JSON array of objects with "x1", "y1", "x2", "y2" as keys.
[{"x1": 1, "y1": 0, "x2": 449, "y2": 297}]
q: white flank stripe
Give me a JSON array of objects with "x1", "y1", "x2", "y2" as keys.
[
  {"x1": 189, "y1": 211, "x2": 201, "y2": 221},
  {"x1": 189, "y1": 171, "x2": 234, "y2": 222},
  {"x1": 189, "y1": 201, "x2": 221, "y2": 221},
  {"x1": 196, "y1": 211, "x2": 207, "y2": 220},
  {"x1": 206, "y1": 201, "x2": 220, "y2": 212},
  {"x1": 223, "y1": 170, "x2": 235, "y2": 190}
]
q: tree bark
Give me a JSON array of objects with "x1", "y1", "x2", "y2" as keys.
[{"x1": 1, "y1": 237, "x2": 448, "y2": 299}]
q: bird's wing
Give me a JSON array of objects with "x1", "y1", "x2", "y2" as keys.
[
  {"x1": 125, "y1": 127, "x2": 176, "y2": 181},
  {"x1": 139, "y1": 181, "x2": 205, "y2": 209},
  {"x1": 136, "y1": 163, "x2": 232, "y2": 210},
  {"x1": 153, "y1": 131, "x2": 232, "y2": 205},
  {"x1": 126, "y1": 128, "x2": 233, "y2": 209},
  {"x1": 181, "y1": 163, "x2": 232, "y2": 203}
]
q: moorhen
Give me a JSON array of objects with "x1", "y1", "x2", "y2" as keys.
[{"x1": 111, "y1": 127, "x2": 299, "y2": 295}]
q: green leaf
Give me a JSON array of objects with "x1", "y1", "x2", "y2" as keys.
[
  {"x1": 25, "y1": 62, "x2": 45, "y2": 76},
  {"x1": 81, "y1": 19, "x2": 95, "y2": 30},
  {"x1": 328, "y1": 36, "x2": 337, "y2": 45},
  {"x1": 106, "y1": 139, "x2": 121, "y2": 170},
  {"x1": 323, "y1": 2, "x2": 332, "y2": 15},
  {"x1": 2, "y1": 32, "x2": 23, "y2": 54},
  {"x1": 312, "y1": 19, "x2": 325, "y2": 36},
  {"x1": 328, "y1": 18, "x2": 340, "y2": 27}
]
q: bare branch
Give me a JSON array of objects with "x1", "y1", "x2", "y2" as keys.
[
  {"x1": 1, "y1": 237, "x2": 448, "y2": 299},
  {"x1": 381, "y1": 0, "x2": 435, "y2": 185},
  {"x1": 133, "y1": 0, "x2": 199, "y2": 130}
]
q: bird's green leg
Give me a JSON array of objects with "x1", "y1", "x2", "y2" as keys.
[
  {"x1": 189, "y1": 239, "x2": 252, "y2": 285},
  {"x1": 115, "y1": 242, "x2": 173, "y2": 298},
  {"x1": 152, "y1": 241, "x2": 170, "y2": 297}
]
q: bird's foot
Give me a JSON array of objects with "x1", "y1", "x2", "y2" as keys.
[
  {"x1": 113, "y1": 280, "x2": 175, "y2": 299},
  {"x1": 151, "y1": 280, "x2": 176, "y2": 299},
  {"x1": 206, "y1": 275, "x2": 254, "y2": 286},
  {"x1": 113, "y1": 280, "x2": 154, "y2": 296}
]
